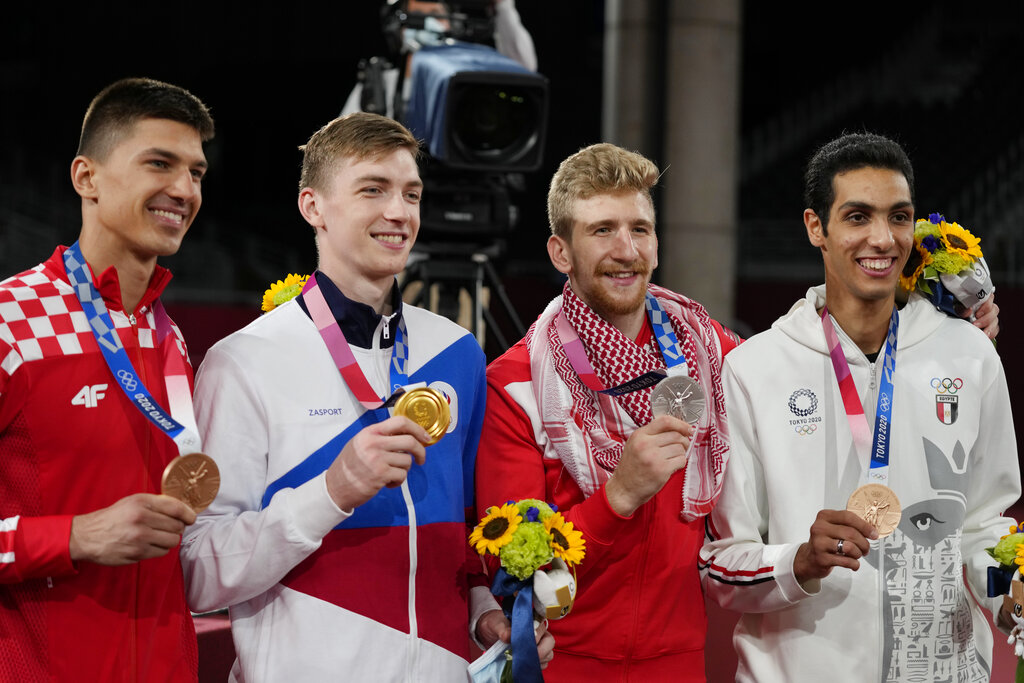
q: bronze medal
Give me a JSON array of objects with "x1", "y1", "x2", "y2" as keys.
[
  {"x1": 161, "y1": 452, "x2": 221, "y2": 514},
  {"x1": 394, "y1": 387, "x2": 450, "y2": 445},
  {"x1": 650, "y1": 375, "x2": 705, "y2": 425},
  {"x1": 846, "y1": 483, "x2": 901, "y2": 538}
]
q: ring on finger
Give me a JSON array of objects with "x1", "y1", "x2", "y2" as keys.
[{"x1": 836, "y1": 539, "x2": 845, "y2": 556}]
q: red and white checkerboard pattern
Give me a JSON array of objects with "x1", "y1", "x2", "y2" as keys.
[
  {"x1": 0, "y1": 516, "x2": 17, "y2": 566},
  {"x1": 0, "y1": 262, "x2": 180, "y2": 400}
]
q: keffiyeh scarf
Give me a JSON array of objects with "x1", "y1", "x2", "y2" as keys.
[{"x1": 525, "y1": 282, "x2": 730, "y2": 521}]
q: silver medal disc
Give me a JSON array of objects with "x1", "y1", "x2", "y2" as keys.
[{"x1": 651, "y1": 375, "x2": 705, "y2": 425}]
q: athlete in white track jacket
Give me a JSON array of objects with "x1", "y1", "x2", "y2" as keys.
[{"x1": 702, "y1": 285, "x2": 1020, "y2": 682}]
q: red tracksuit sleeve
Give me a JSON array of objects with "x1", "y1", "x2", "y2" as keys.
[
  {"x1": 0, "y1": 514, "x2": 76, "y2": 583},
  {"x1": 476, "y1": 343, "x2": 641, "y2": 583}
]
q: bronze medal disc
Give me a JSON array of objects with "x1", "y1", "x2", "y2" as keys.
[
  {"x1": 161, "y1": 452, "x2": 221, "y2": 514},
  {"x1": 650, "y1": 375, "x2": 705, "y2": 425},
  {"x1": 846, "y1": 483, "x2": 901, "y2": 538},
  {"x1": 394, "y1": 387, "x2": 451, "y2": 445}
]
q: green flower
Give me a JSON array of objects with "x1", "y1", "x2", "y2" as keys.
[
  {"x1": 514, "y1": 499, "x2": 555, "y2": 523},
  {"x1": 987, "y1": 532, "x2": 1024, "y2": 568},
  {"x1": 929, "y1": 248, "x2": 971, "y2": 275},
  {"x1": 499, "y1": 521, "x2": 553, "y2": 580},
  {"x1": 914, "y1": 218, "x2": 942, "y2": 242}
]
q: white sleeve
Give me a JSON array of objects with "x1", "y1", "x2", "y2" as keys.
[
  {"x1": 700, "y1": 361, "x2": 818, "y2": 613},
  {"x1": 180, "y1": 344, "x2": 350, "y2": 613},
  {"x1": 492, "y1": 0, "x2": 537, "y2": 71},
  {"x1": 962, "y1": 350, "x2": 1021, "y2": 620}
]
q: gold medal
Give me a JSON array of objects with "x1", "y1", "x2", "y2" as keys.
[
  {"x1": 394, "y1": 387, "x2": 450, "y2": 445},
  {"x1": 161, "y1": 452, "x2": 221, "y2": 514},
  {"x1": 846, "y1": 483, "x2": 901, "y2": 538}
]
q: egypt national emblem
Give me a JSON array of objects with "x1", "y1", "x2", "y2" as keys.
[{"x1": 931, "y1": 377, "x2": 962, "y2": 425}]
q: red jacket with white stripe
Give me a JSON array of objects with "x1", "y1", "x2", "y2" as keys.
[{"x1": 0, "y1": 247, "x2": 198, "y2": 683}]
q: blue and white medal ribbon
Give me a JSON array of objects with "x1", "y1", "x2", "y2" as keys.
[
  {"x1": 556, "y1": 292, "x2": 690, "y2": 397},
  {"x1": 62, "y1": 242, "x2": 202, "y2": 455}
]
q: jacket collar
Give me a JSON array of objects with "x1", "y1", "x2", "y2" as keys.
[
  {"x1": 296, "y1": 270, "x2": 404, "y2": 349},
  {"x1": 46, "y1": 245, "x2": 173, "y2": 316}
]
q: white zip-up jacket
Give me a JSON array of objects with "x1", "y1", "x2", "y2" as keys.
[
  {"x1": 180, "y1": 276, "x2": 493, "y2": 683},
  {"x1": 701, "y1": 285, "x2": 1020, "y2": 682}
]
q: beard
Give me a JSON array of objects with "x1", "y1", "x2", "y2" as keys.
[{"x1": 581, "y1": 259, "x2": 652, "y2": 319}]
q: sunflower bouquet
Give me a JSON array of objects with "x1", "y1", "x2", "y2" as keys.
[
  {"x1": 986, "y1": 522, "x2": 1024, "y2": 683},
  {"x1": 899, "y1": 213, "x2": 993, "y2": 318},
  {"x1": 469, "y1": 499, "x2": 585, "y2": 683},
  {"x1": 261, "y1": 273, "x2": 310, "y2": 313}
]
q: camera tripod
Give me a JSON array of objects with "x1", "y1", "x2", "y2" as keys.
[{"x1": 400, "y1": 240, "x2": 526, "y2": 352}]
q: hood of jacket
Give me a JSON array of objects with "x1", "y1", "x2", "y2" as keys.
[{"x1": 771, "y1": 284, "x2": 948, "y2": 359}]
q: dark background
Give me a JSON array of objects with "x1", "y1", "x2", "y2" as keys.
[
  {"x1": 5, "y1": 3, "x2": 1024, "y2": 680},
  {"x1": 4, "y1": 1, "x2": 1023, "y2": 382},
  {"x1": 5, "y1": 2, "x2": 1022, "y2": 337}
]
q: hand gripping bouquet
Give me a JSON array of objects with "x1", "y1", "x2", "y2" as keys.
[
  {"x1": 986, "y1": 522, "x2": 1024, "y2": 682},
  {"x1": 898, "y1": 213, "x2": 993, "y2": 319},
  {"x1": 468, "y1": 499, "x2": 586, "y2": 683}
]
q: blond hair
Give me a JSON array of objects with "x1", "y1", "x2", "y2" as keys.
[
  {"x1": 298, "y1": 112, "x2": 420, "y2": 193},
  {"x1": 547, "y1": 143, "x2": 660, "y2": 240}
]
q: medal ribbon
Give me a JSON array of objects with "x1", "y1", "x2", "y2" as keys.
[
  {"x1": 63, "y1": 242, "x2": 202, "y2": 455},
  {"x1": 300, "y1": 273, "x2": 408, "y2": 409},
  {"x1": 555, "y1": 292, "x2": 688, "y2": 396},
  {"x1": 821, "y1": 307, "x2": 899, "y2": 484}
]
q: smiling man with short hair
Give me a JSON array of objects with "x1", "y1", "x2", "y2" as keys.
[
  {"x1": 477, "y1": 142, "x2": 740, "y2": 680},
  {"x1": 0, "y1": 76, "x2": 214, "y2": 682},
  {"x1": 181, "y1": 111, "x2": 553, "y2": 682},
  {"x1": 702, "y1": 132, "x2": 1020, "y2": 682}
]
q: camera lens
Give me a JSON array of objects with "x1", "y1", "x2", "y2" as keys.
[{"x1": 450, "y1": 83, "x2": 540, "y2": 164}]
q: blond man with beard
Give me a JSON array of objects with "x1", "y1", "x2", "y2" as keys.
[{"x1": 475, "y1": 143, "x2": 740, "y2": 681}]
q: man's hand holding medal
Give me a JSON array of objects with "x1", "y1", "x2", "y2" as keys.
[
  {"x1": 605, "y1": 375, "x2": 705, "y2": 518},
  {"x1": 325, "y1": 386, "x2": 451, "y2": 511}
]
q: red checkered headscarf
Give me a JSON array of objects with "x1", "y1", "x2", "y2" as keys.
[{"x1": 525, "y1": 281, "x2": 731, "y2": 520}]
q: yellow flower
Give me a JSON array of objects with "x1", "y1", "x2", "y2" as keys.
[
  {"x1": 544, "y1": 512, "x2": 586, "y2": 566},
  {"x1": 939, "y1": 221, "x2": 982, "y2": 262},
  {"x1": 470, "y1": 503, "x2": 522, "y2": 556},
  {"x1": 262, "y1": 274, "x2": 309, "y2": 312},
  {"x1": 899, "y1": 241, "x2": 933, "y2": 292},
  {"x1": 1015, "y1": 543, "x2": 1024, "y2": 567}
]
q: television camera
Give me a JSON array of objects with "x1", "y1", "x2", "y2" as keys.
[{"x1": 354, "y1": 0, "x2": 550, "y2": 350}]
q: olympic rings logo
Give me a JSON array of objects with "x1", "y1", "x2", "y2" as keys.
[
  {"x1": 879, "y1": 394, "x2": 891, "y2": 412},
  {"x1": 116, "y1": 369, "x2": 138, "y2": 392},
  {"x1": 930, "y1": 377, "x2": 963, "y2": 394},
  {"x1": 794, "y1": 424, "x2": 817, "y2": 436}
]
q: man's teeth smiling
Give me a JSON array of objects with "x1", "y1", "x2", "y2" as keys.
[
  {"x1": 859, "y1": 258, "x2": 892, "y2": 271},
  {"x1": 376, "y1": 234, "x2": 405, "y2": 244},
  {"x1": 151, "y1": 209, "x2": 183, "y2": 224},
  {"x1": 607, "y1": 272, "x2": 634, "y2": 278}
]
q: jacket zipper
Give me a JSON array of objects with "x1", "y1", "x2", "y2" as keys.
[
  {"x1": 866, "y1": 354, "x2": 883, "y2": 681},
  {"x1": 402, "y1": 480, "x2": 419, "y2": 682},
  {"x1": 127, "y1": 309, "x2": 145, "y2": 683},
  {"x1": 623, "y1": 503, "x2": 653, "y2": 678},
  {"x1": 382, "y1": 312, "x2": 397, "y2": 341}
]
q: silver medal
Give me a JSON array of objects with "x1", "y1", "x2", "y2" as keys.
[{"x1": 651, "y1": 375, "x2": 705, "y2": 425}]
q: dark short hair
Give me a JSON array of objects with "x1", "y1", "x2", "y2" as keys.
[
  {"x1": 298, "y1": 112, "x2": 420, "y2": 194},
  {"x1": 77, "y1": 77, "x2": 215, "y2": 160},
  {"x1": 803, "y1": 132, "x2": 915, "y2": 233}
]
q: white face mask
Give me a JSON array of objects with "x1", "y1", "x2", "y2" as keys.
[{"x1": 402, "y1": 15, "x2": 449, "y2": 50}]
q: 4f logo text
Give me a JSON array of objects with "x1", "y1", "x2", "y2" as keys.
[{"x1": 72, "y1": 384, "x2": 108, "y2": 409}]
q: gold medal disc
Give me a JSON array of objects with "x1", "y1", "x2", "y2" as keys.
[
  {"x1": 846, "y1": 483, "x2": 901, "y2": 538},
  {"x1": 394, "y1": 387, "x2": 451, "y2": 445},
  {"x1": 161, "y1": 452, "x2": 221, "y2": 514}
]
